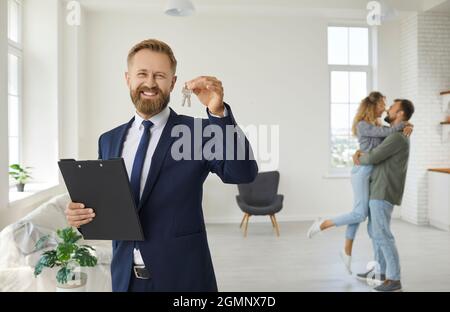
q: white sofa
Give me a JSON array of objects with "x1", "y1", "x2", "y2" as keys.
[{"x1": 0, "y1": 194, "x2": 112, "y2": 292}]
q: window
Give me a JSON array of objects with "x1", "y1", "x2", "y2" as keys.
[
  {"x1": 328, "y1": 26, "x2": 371, "y2": 171},
  {"x1": 7, "y1": 0, "x2": 22, "y2": 169}
]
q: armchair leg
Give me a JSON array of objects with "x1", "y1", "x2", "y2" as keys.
[
  {"x1": 243, "y1": 214, "x2": 250, "y2": 237},
  {"x1": 270, "y1": 215, "x2": 275, "y2": 228},
  {"x1": 240, "y1": 213, "x2": 248, "y2": 228},
  {"x1": 270, "y1": 215, "x2": 280, "y2": 237}
]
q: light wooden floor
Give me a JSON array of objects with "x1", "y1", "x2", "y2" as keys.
[{"x1": 206, "y1": 219, "x2": 450, "y2": 292}]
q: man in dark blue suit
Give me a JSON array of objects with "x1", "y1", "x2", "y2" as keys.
[{"x1": 65, "y1": 39, "x2": 258, "y2": 292}]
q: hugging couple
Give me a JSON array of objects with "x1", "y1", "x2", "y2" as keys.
[{"x1": 307, "y1": 91, "x2": 415, "y2": 292}]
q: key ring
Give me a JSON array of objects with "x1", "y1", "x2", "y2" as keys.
[{"x1": 181, "y1": 83, "x2": 193, "y2": 107}]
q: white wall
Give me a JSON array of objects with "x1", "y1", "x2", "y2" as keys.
[
  {"x1": 377, "y1": 20, "x2": 402, "y2": 104},
  {"x1": 74, "y1": 8, "x2": 403, "y2": 223},
  {"x1": 60, "y1": 2, "x2": 86, "y2": 160},
  {"x1": 22, "y1": 0, "x2": 59, "y2": 184}
]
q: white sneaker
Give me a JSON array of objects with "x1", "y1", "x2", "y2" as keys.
[
  {"x1": 339, "y1": 249, "x2": 352, "y2": 274},
  {"x1": 306, "y1": 218, "x2": 323, "y2": 239}
]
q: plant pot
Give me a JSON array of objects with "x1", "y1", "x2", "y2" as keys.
[
  {"x1": 56, "y1": 272, "x2": 87, "y2": 292},
  {"x1": 16, "y1": 183, "x2": 25, "y2": 192}
]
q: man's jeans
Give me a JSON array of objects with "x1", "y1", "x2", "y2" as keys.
[{"x1": 367, "y1": 199, "x2": 401, "y2": 281}]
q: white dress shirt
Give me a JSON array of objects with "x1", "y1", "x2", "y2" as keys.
[{"x1": 121, "y1": 106, "x2": 228, "y2": 266}]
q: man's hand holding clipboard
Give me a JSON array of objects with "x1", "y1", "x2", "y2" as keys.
[{"x1": 66, "y1": 202, "x2": 96, "y2": 228}]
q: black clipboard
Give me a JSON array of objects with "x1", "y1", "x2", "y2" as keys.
[{"x1": 58, "y1": 158, "x2": 144, "y2": 241}]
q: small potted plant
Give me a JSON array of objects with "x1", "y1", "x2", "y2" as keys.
[
  {"x1": 9, "y1": 164, "x2": 32, "y2": 192},
  {"x1": 34, "y1": 227, "x2": 97, "y2": 292}
]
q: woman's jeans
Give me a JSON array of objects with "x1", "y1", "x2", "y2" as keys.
[{"x1": 331, "y1": 165, "x2": 373, "y2": 240}]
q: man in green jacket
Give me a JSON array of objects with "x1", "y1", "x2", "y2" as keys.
[{"x1": 353, "y1": 99, "x2": 415, "y2": 292}]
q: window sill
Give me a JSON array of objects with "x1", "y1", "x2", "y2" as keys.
[{"x1": 8, "y1": 182, "x2": 63, "y2": 207}]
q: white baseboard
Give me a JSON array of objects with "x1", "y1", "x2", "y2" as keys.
[
  {"x1": 400, "y1": 213, "x2": 430, "y2": 226},
  {"x1": 205, "y1": 211, "x2": 405, "y2": 225},
  {"x1": 429, "y1": 219, "x2": 450, "y2": 232},
  {"x1": 205, "y1": 214, "x2": 345, "y2": 224}
]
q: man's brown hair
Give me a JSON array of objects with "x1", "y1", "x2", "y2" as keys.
[
  {"x1": 395, "y1": 99, "x2": 415, "y2": 121},
  {"x1": 127, "y1": 39, "x2": 177, "y2": 74}
]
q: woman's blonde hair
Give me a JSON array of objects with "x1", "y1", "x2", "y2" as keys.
[{"x1": 352, "y1": 91, "x2": 385, "y2": 136}]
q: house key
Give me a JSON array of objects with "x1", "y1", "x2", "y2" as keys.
[{"x1": 181, "y1": 84, "x2": 193, "y2": 107}]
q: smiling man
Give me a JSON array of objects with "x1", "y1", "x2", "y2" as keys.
[{"x1": 64, "y1": 39, "x2": 258, "y2": 292}]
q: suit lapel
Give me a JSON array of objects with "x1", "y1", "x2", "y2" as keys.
[
  {"x1": 111, "y1": 117, "x2": 135, "y2": 158},
  {"x1": 138, "y1": 109, "x2": 180, "y2": 211}
]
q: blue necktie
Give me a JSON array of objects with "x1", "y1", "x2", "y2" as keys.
[{"x1": 130, "y1": 120, "x2": 154, "y2": 207}]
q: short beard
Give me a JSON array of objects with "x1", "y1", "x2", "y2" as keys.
[{"x1": 130, "y1": 86, "x2": 170, "y2": 117}]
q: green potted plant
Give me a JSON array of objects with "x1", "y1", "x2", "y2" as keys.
[
  {"x1": 9, "y1": 164, "x2": 32, "y2": 192},
  {"x1": 34, "y1": 227, "x2": 97, "y2": 292}
]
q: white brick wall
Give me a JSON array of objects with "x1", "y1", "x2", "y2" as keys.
[{"x1": 400, "y1": 12, "x2": 450, "y2": 225}]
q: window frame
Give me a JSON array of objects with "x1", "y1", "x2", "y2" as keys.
[
  {"x1": 327, "y1": 24, "x2": 373, "y2": 176},
  {"x1": 7, "y1": 0, "x2": 22, "y2": 47},
  {"x1": 7, "y1": 0, "x2": 23, "y2": 187}
]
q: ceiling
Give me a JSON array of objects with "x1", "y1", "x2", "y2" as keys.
[{"x1": 76, "y1": 0, "x2": 450, "y2": 14}]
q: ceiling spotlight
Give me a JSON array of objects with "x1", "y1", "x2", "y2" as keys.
[{"x1": 164, "y1": 0, "x2": 196, "y2": 17}]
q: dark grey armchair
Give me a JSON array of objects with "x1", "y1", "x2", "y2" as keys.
[{"x1": 236, "y1": 171, "x2": 283, "y2": 237}]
